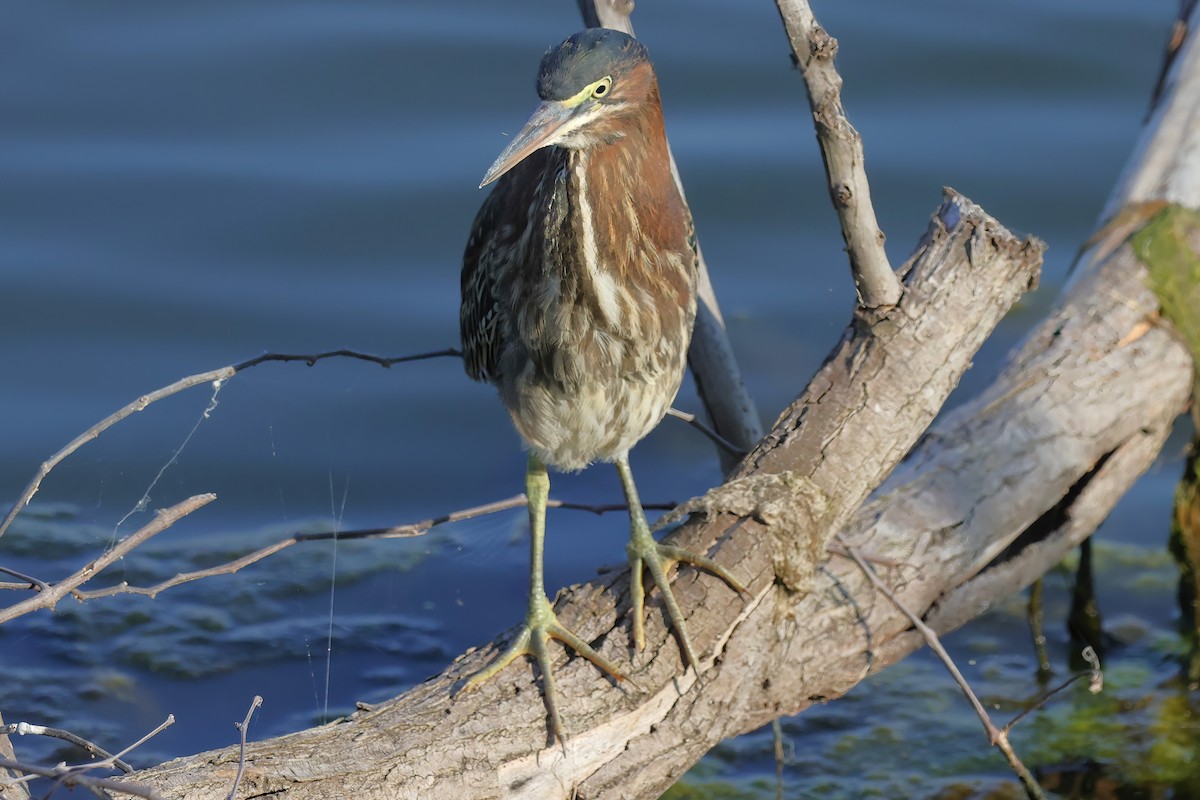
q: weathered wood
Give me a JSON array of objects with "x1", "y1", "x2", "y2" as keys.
[
  {"x1": 1103, "y1": 3, "x2": 1200, "y2": 219},
  {"x1": 0, "y1": 712, "x2": 30, "y2": 800},
  {"x1": 774, "y1": 0, "x2": 901, "y2": 309},
  {"x1": 128, "y1": 192, "x2": 1042, "y2": 799}
]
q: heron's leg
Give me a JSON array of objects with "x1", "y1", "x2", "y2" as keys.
[
  {"x1": 618, "y1": 453, "x2": 746, "y2": 670},
  {"x1": 460, "y1": 453, "x2": 627, "y2": 744}
]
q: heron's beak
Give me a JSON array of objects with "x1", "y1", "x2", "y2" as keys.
[{"x1": 479, "y1": 101, "x2": 577, "y2": 188}]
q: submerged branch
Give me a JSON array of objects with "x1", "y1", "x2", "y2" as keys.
[{"x1": 839, "y1": 536, "x2": 1047, "y2": 799}]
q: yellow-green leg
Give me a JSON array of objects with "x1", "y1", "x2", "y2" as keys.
[
  {"x1": 460, "y1": 453, "x2": 627, "y2": 744},
  {"x1": 618, "y1": 453, "x2": 746, "y2": 669}
]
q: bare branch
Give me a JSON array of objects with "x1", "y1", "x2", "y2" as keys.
[
  {"x1": 0, "y1": 758, "x2": 165, "y2": 800},
  {"x1": 0, "y1": 348, "x2": 461, "y2": 545},
  {"x1": 665, "y1": 408, "x2": 745, "y2": 458},
  {"x1": 100, "y1": 717, "x2": 175, "y2": 771},
  {"x1": 67, "y1": 495, "x2": 518, "y2": 602},
  {"x1": 0, "y1": 494, "x2": 670, "y2": 606},
  {"x1": 0, "y1": 371, "x2": 231, "y2": 543},
  {"x1": 227, "y1": 697, "x2": 262, "y2": 800},
  {"x1": 0, "y1": 568, "x2": 46, "y2": 593},
  {"x1": 1003, "y1": 655, "x2": 1103, "y2": 736},
  {"x1": 2, "y1": 723, "x2": 132, "y2": 773},
  {"x1": 773, "y1": 0, "x2": 902, "y2": 310},
  {"x1": 837, "y1": 536, "x2": 1047, "y2": 800},
  {"x1": 0, "y1": 496, "x2": 215, "y2": 625},
  {"x1": 232, "y1": 347, "x2": 460, "y2": 372},
  {"x1": 19, "y1": 716, "x2": 175, "y2": 800}
]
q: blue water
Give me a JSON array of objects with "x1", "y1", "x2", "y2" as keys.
[{"x1": 0, "y1": 1, "x2": 1185, "y2": 794}]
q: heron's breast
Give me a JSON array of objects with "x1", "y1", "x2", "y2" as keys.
[{"x1": 501, "y1": 349, "x2": 687, "y2": 471}]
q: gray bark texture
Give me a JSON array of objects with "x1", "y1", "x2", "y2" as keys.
[
  {"x1": 773, "y1": 0, "x2": 901, "y2": 309},
  {"x1": 124, "y1": 191, "x2": 1045, "y2": 799}
]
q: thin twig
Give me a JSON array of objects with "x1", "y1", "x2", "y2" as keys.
[
  {"x1": 0, "y1": 757, "x2": 163, "y2": 800},
  {"x1": 100, "y1": 716, "x2": 174, "y2": 769},
  {"x1": 1004, "y1": 670, "x2": 1096, "y2": 734},
  {"x1": 2, "y1": 718, "x2": 173, "y2": 800},
  {"x1": 666, "y1": 408, "x2": 746, "y2": 458},
  {"x1": 3, "y1": 723, "x2": 132, "y2": 773},
  {"x1": 0, "y1": 370, "x2": 232, "y2": 543},
  {"x1": 227, "y1": 696, "x2": 262, "y2": 800},
  {"x1": 0, "y1": 496, "x2": 215, "y2": 625},
  {"x1": 232, "y1": 347, "x2": 460, "y2": 372},
  {"x1": 43, "y1": 715, "x2": 175, "y2": 797},
  {"x1": 556, "y1": 499, "x2": 674, "y2": 515},
  {"x1": 773, "y1": 0, "x2": 901, "y2": 309},
  {"x1": 0, "y1": 567, "x2": 46, "y2": 593},
  {"x1": 0, "y1": 348, "x2": 461, "y2": 544},
  {"x1": 838, "y1": 535, "x2": 1047, "y2": 800},
  {"x1": 0, "y1": 495, "x2": 670, "y2": 606}
]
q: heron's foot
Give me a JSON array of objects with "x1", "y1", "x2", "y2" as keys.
[
  {"x1": 627, "y1": 531, "x2": 747, "y2": 670},
  {"x1": 459, "y1": 592, "x2": 628, "y2": 744}
]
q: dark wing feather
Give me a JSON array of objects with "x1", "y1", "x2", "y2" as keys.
[
  {"x1": 460, "y1": 173, "x2": 527, "y2": 383},
  {"x1": 460, "y1": 152, "x2": 552, "y2": 384}
]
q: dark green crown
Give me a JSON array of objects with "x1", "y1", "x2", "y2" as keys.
[{"x1": 536, "y1": 29, "x2": 648, "y2": 101}]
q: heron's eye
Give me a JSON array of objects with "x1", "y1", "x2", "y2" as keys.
[{"x1": 591, "y1": 76, "x2": 612, "y2": 99}]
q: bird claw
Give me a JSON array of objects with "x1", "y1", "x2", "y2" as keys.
[
  {"x1": 627, "y1": 533, "x2": 745, "y2": 670},
  {"x1": 459, "y1": 593, "x2": 628, "y2": 745}
]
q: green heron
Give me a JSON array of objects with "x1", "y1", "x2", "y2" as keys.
[{"x1": 459, "y1": 28, "x2": 745, "y2": 741}]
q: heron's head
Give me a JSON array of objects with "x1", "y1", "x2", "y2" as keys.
[{"x1": 479, "y1": 29, "x2": 659, "y2": 188}]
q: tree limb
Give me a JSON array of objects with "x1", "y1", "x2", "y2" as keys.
[
  {"x1": 0, "y1": 495, "x2": 672, "y2": 605},
  {"x1": 0, "y1": 495, "x2": 215, "y2": 625},
  {"x1": 774, "y1": 0, "x2": 902, "y2": 310}
]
